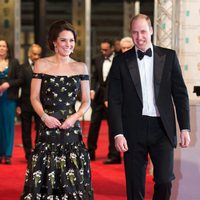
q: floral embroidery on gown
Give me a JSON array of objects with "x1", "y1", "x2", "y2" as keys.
[{"x1": 21, "y1": 73, "x2": 93, "y2": 200}]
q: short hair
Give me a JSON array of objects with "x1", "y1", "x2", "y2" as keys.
[
  {"x1": 100, "y1": 39, "x2": 114, "y2": 48},
  {"x1": 47, "y1": 20, "x2": 77, "y2": 52},
  {"x1": 0, "y1": 39, "x2": 11, "y2": 59},
  {"x1": 130, "y1": 14, "x2": 152, "y2": 30},
  {"x1": 28, "y1": 44, "x2": 42, "y2": 54},
  {"x1": 120, "y1": 37, "x2": 134, "y2": 46}
]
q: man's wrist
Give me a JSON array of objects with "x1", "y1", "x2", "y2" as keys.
[
  {"x1": 181, "y1": 129, "x2": 190, "y2": 134},
  {"x1": 114, "y1": 134, "x2": 124, "y2": 139}
]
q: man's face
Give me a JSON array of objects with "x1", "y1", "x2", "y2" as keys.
[
  {"x1": 29, "y1": 46, "x2": 42, "y2": 63},
  {"x1": 100, "y1": 42, "x2": 114, "y2": 58},
  {"x1": 130, "y1": 17, "x2": 153, "y2": 51},
  {"x1": 121, "y1": 41, "x2": 133, "y2": 53}
]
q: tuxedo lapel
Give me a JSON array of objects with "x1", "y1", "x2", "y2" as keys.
[
  {"x1": 153, "y1": 46, "x2": 166, "y2": 100},
  {"x1": 98, "y1": 57, "x2": 105, "y2": 83},
  {"x1": 126, "y1": 50, "x2": 143, "y2": 102}
]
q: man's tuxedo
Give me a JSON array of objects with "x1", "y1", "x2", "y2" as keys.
[
  {"x1": 108, "y1": 46, "x2": 190, "y2": 199},
  {"x1": 109, "y1": 46, "x2": 190, "y2": 147},
  {"x1": 19, "y1": 61, "x2": 40, "y2": 160}
]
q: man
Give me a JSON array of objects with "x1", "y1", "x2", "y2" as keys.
[
  {"x1": 120, "y1": 36, "x2": 134, "y2": 53},
  {"x1": 108, "y1": 14, "x2": 191, "y2": 199},
  {"x1": 114, "y1": 38, "x2": 122, "y2": 55},
  {"x1": 18, "y1": 44, "x2": 42, "y2": 161},
  {"x1": 87, "y1": 39, "x2": 121, "y2": 164}
]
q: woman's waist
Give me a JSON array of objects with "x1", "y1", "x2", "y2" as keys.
[{"x1": 43, "y1": 105, "x2": 76, "y2": 119}]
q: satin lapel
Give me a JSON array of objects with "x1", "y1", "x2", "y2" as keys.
[
  {"x1": 99, "y1": 58, "x2": 105, "y2": 83},
  {"x1": 154, "y1": 46, "x2": 166, "y2": 100},
  {"x1": 126, "y1": 50, "x2": 143, "y2": 102}
]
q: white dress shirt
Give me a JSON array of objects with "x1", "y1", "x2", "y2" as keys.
[
  {"x1": 28, "y1": 58, "x2": 34, "y2": 70},
  {"x1": 136, "y1": 44, "x2": 160, "y2": 117},
  {"x1": 102, "y1": 53, "x2": 114, "y2": 82}
]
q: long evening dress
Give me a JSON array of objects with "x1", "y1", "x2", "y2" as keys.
[
  {"x1": 0, "y1": 67, "x2": 16, "y2": 159},
  {"x1": 21, "y1": 73, "x2": 93, "y2": 200}
]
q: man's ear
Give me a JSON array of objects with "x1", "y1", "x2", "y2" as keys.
[{"x1": 150, "y1": 26, "x2": 153, "y2": 35}]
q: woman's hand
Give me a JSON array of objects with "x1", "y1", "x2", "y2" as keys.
[
  {"x1": 0, "y1": 82, "x2": 9, "y2": 93},
  {"x1": 43, "y1": 115, "x2": 61, "y2": 129},
  {"x1": 59, "y1": 113, "x2": 78, "y2": 129}
]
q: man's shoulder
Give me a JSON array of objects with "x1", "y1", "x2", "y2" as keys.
[
  {"x1": 94, "y1": 55, "x2": 104, "y2": 62},
  {"x1": 20, "y1": 61, "x2": 30, "y2": 67},
  {"x1": 114, "y1": 47, "x2": 135, "y2": 61},
  {"x1": 154, "y1": 45, "x2": 175, "y2": 54}
]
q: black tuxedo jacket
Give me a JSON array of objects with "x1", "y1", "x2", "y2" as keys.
[
  {"x1": 18, "y1": 61, "x2": 34, "y2": 112},
  {"x1": 108, "y1": 46, "x2": 190, "y2": 148},
  {"x1": 91, "y1": 55, "x2": 110, "y2": 106}
]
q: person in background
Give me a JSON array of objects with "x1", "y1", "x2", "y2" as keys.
[
  {"x1": 87, "y1": 39, "x2": 121, "y2": 164},
  {"x1": 0, "y1": 39, "x2": 21, "y2": 164},
  {"x1": 21, "y1": 20, "x2": 93, "y2": 199},
  {"x1": 114, "y1": 38, "x2": 122, "y2": 55},
  {"x1": 120, "y1": 36, "x2": 134, "y2": 53},
  {"x1": 108, "y1": 14, "x2": 190, "y2": 200},
  {"x1": 17, "y1": 44, "x2": 42, "y2": 161}
]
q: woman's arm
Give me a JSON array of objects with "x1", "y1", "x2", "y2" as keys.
[{"x1": 31, "y1": 59, "x2": 61, "y2": 128}]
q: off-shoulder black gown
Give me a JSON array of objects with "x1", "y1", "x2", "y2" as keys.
[{"x1": 21, "y1": 73, "x2": 93, "y2": 200}]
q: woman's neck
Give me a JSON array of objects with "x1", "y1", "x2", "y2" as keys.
[{"x1": 54, "y1": 54, "x2": 72, "y2": 64}]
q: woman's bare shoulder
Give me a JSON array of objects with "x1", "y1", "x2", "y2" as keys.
[
  {"x1": 34, "y1": 56, "x2": 54, "y2": 73},
  {"x1": 71, "y1": 60, "x2": 88, "y2": 75}
]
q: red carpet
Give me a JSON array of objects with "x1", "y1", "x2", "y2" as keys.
[{"x1": 0, "y1": 120, "x2": 153, "y2": 200}]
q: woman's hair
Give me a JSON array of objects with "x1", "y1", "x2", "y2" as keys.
[
  {"x1": 0, "y1": 39, "x2": 11, "y2": 59},
  {"x1": 47, "y1": 20, "x2": 77, "y2": 52}
]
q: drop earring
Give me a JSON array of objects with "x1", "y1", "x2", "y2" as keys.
[{"x1": 54, "y1": 45, "x2": 58, "y2": 53}]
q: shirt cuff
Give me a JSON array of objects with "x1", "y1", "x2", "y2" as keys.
[
  {"x1": 114, "y1": 134, "x2": 124, "y2": 139},
  {"x1": 181, "y1": 129, "x2": 190, "y2": 133}
]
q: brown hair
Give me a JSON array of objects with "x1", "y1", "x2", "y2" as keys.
[
  {"x1": 47, "y1": 20, "x2": 77, "y2": 52},
  {"x1": 130, "y1": 14, "x2": 152, "y2": 30},
  {"x1": 0, "y1": 39, "x2": 11, "y2": 59}
]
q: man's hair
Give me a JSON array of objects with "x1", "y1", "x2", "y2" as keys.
[
  {"x1": 100, "y1": 39, "x2": 114, "y2": 48},
  {"x1": 130, "y1": 14, "x2": 152, "y2": 30}
]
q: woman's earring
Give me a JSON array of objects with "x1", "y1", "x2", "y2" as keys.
[{"x1": 54, "y1": 45, "x2": 58, "y2": 53}]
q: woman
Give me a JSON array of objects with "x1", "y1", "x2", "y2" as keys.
[
  {"x1": 0, "y1": 39, "x2": 21, "y2": 164},
  {"x1": 21, "y1": 20, "x2": 93, "y2": 199}
]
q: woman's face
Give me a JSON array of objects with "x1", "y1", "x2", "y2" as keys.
[
  {"x1": 0, "y1": 40, "x2": 8, "y2": 58},
  {"x1": 54, "y1": 30, "x2": 75, "y2": 56}
]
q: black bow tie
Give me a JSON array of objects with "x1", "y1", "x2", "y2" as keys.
[
  {"x1": 137, "y1": 48, "x2": 152, "y2": 60},
  {"x1": 104, "y1": 57, "x2": 111, "y2": 62}
]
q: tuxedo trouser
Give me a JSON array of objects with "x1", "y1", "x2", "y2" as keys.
[
  {"x1": 124, "y1": 116, "x2": 175, "y2": 200},
  {"x1": 87, "y1": 105, "x2": 120, "y2": 159},
  {"x1": 21, "y1": 111, "x2": 40, "y2": 160}
]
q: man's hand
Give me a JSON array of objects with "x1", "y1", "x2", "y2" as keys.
[
  {"x1": 104, "y1": 101, "x2": 108, "y2": 108},
  {"x1": 90, "y1": 90, "x2": 95, "y2": 100},
  {"x1": 115, "y1": 135, "x2": 128, "y2": 152},
  {"x1": 179, "y1": 130, "x2": 191, "y2": 148},
  {"x1": 16, "y1": 106, "x2": 21, "y2": 116}
]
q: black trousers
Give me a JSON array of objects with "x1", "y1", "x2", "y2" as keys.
[
  {"x1": 21, "y1": 110, "x2": 40, "y2": 160},
  {"x1": 87, "y1": 104, "x2": 120, "y2": 159},
  {"x1": 124, "y1": 116, "x2": 175, "y2": 200}
]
